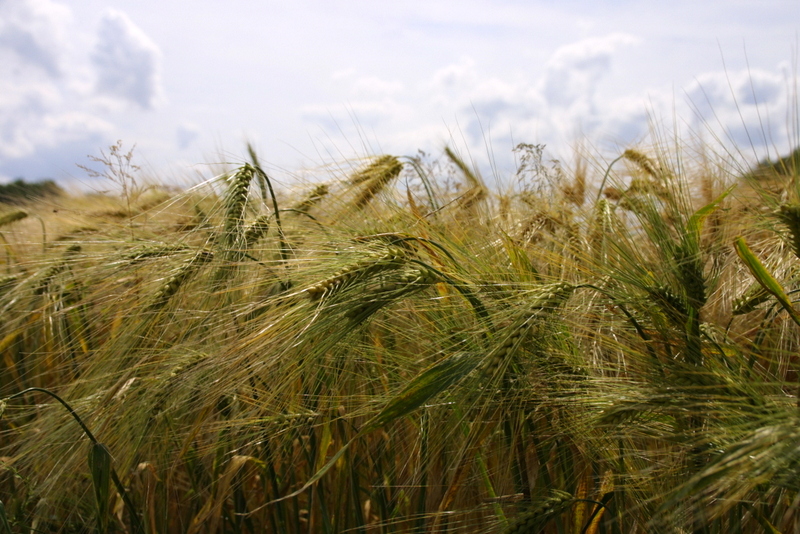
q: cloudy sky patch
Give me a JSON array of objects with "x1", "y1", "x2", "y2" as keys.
[
  {"x1": 92, "y1": 10, "x2": 163, "y2": 109},
  {"x1": 0, "y1": 0, "x2": 797, "y2": 185}
]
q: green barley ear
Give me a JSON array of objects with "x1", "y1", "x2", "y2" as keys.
[
  {"x1": 776, "y1": 204, "x2": 800, "y2": 260},
  {"x1": 0, "y1": 210, "x2": 27, "y2": 227},
  {"x1": 444, "y1": 146, "x2": 487, "y2": 208},
  {"x1": 221, "y1": 164, "x2": 254, "y2": 251},
  {"x1": 305, "y1": 245, "x2": 406, "y2": 300},
  {"x1": 292, "y1": 183, "x2": 329, "y2": 213},
  {"x1": 504, "y1": 490, "x2": 574, "y2": 534},
  {"x1": 34, "y1": 244, "x2": 82, "y2": 295},
  {"x1": 122, "y1": 244, "x2": 191, "y2": 265},
  {"x1": 352, "y1": 155, "x2": 403, "y2": 208},
  {"x1": 149, "y1": 250, "x2": 214, "y2": 310},
  {"x1": 483, "y1": 282, "x2": 577, "y2": 379},
  {"x1": 344, "y1": 267, "x2": 440, "y2": 322},
  {"x1": 589, "y1": 198, "x2": 620, "y2": 263},
  {"x1": 243, "y1": 214, "x2": 271, "y2": 248},
  {"x1": 732, "y1": 282, "x2": 771, "y2": 315}
]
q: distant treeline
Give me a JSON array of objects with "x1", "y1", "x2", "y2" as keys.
[
  {"x1": 0, "y1": 179, "x2": 63, "y2": 204},
  {"x1": 751, "y1": 146, "x2": 800, "y2": 178}
]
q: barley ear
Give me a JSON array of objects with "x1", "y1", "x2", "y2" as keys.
[
  {"x1": 622, "y1": 149, "x2": 658, "y2": 178},
  {"x1": 352, "y1": 156, "x2": 403, "y2": 208}
]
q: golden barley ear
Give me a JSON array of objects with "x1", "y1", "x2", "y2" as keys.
[
  {"x1": 345, "y1": 155, "x2": 404, "y2": 209},
  {"x1": 623, "y1": 148, "x2": 658, "y2": 178}
]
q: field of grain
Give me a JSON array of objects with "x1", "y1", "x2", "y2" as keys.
[{"x1": 1, "y1": 139, "x2": 799, "y2": 533}]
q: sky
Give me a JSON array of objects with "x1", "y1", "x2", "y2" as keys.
[{"x1": 0, "y1": 0, "x2": 798, "y2": 189}]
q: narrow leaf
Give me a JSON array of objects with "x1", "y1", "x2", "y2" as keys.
[
  {"x1": 0, "y1": 499, "x2": 10, "y2": 534},
  {"x1": 361, "y1": 351, "x2": 478, "y2": 435},
  {"x1": 734, "y1": 237, "x2": 800, "y2": 327},
  {"x1": 685, "y1": 186, "x2": 734, "y2": 245},
  {"x1": 88, "y1": 442, "x2": 112, "y2": 533}
]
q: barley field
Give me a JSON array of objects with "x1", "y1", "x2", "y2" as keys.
[{"x1": 1, "y1": 138, "x2": 799, "y2": 533}]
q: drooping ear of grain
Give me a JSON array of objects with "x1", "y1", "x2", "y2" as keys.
[
  {"x1": 352, "y1": 156, "x2": 403, "y2": 209},
  {"x1": 732, "y1": 282, "x2": 770, "y2": 315},
  {"x1": 33, "y1": 244, "x2": 82, "y2": 295},
  {"x1": 504, "y1": 490, "x2": 574, "y2": 534},
  {"x1": 305, "y1": 245, "x2": 406, "y2": 300},
  {"x1": 0, "y1": 210, "x2": 27, "y2": 228},
  {"x1": 623, "y1": 149, "x2": 658, "y2": 178},
  {"x1": 483, "y1": 282, "x2": 576, "y2": 379},
  {"x1": 292, "y1": 184, "x2": 329, "y2": 213},
  {"x1": 149, "y1": 250, "x2": 214, "y2": 311},
  {"x1": 343, "y1": 267, "x2": 440, "y2": 322},
  {"x1": 444, "y1": 146, "x2": 487, "y2": 208}
]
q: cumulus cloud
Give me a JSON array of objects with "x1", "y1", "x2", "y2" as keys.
[
  {"x1": 92, "y1": 9, "x2": 163, "y2": 109},
  {"x1": 0, "y1": 0, "x2": 70, "y2": 77},
  {"x1": 0, "y1": 1, "x2": 166, "y2": 182},
  {"x1": 304, "y1": 32, "x2": 796, "y2": 177},
  {"x1": 541, "y1": 33, "x2": 640, "y2": 109}
]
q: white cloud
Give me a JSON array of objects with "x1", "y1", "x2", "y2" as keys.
[
  {"x1": 302, "y1": 31, "x2": 796, "y2": 178},
  {"x1": 0, "y1": 0, "x2": 70, "y2": 77},
  {"x1": 540, "y1": 33, "x2": 640, "y2": 110},
  {"x1": 0, "y1": 1, "x2": 167, "y2": 182},
  {"x1": 92, "y1": 9, "x2": 163, "y2": 109}
]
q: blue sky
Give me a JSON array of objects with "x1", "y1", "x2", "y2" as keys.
[{"x1": 0, "y1": 0, "x2": 798, "y2": 188}]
